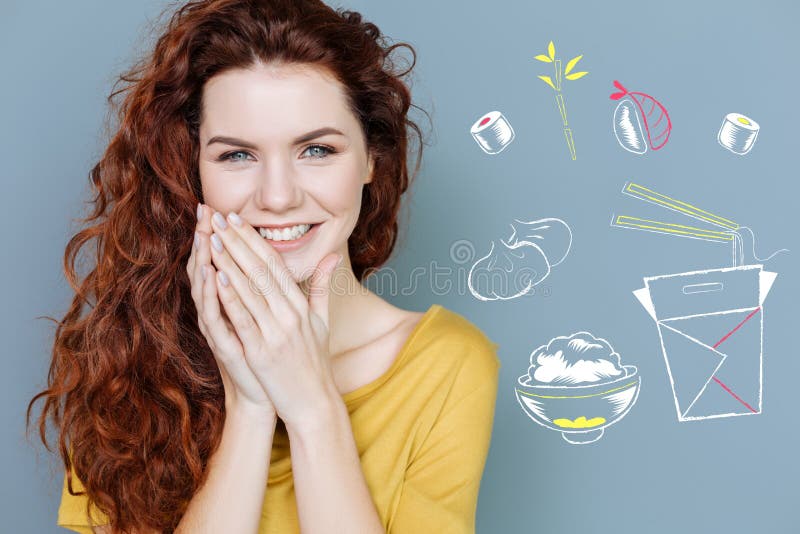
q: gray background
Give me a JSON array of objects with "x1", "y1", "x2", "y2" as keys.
[{"x1": 3, "y1": 1, "x2": 797, "y2": 532}]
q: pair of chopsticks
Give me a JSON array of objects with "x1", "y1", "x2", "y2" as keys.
[
  {"x1": 612, "y1": 182, "x2": 739, "y2": 242},
  {"x1": 611, "y1": 182, "x2": 743, "y2": 266}
]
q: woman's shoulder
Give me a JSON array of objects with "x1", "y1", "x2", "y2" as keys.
[{"x1": 405, "y1": 304, "x2": 501, "y2": 375}]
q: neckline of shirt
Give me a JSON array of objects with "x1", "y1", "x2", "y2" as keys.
[
  {"x1": 267, "y1": 303, "x2": 442, "y2": 482},
  {"x1": 340, "y1": 303, "x2": 442, "y2": 405}
]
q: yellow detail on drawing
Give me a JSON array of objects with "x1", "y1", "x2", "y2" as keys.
[
  {"x1": 517, "y1": 380, "x2": 639, "y2": 400},
  {"x1": 553, "y1": 416, "x2": 606, "y2": 428},
  {"x1": 614, "y1": 215, "x2": 734, "y2": 241},
  {"x1": 624, "y1": 182, "x2": 739, "y2": 230}
]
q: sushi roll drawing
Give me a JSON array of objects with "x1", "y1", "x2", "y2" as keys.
[
  {"x1": 718, "y1": 112, "x2": 760, "y2": 155},
  {"x1": 610, "y1": 80, "x2": 672, "y2": 155},
  {"x1": 470, "y1": 111, "x2": 515, "y2": 155}
]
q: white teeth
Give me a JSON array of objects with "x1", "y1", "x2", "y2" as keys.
[{"x1": 258, "y1": 224, "x2": 311, "y2": 241}]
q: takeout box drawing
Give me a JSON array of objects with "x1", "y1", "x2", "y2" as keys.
[
  {"x1": 612, "y1": 181, "x2": 785, "y2": 422},
  {"x1": 634, "y1": 264, "x2": 777, "y2": 421}
]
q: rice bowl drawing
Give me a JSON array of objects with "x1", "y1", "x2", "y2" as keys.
[{"x1": 515, "y1": 332, "x2": 641, "y2": 444}]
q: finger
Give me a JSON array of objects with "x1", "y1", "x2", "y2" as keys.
[
  {"x1": 223, "y1": 210, "x2": 310, "y2": 310},
  {"x1": 186, "y1": 230, "x2": 197, "y2": 278},
  {"x1": 201, "y1": 262, "x2": 244, "y2": 366},
  {"x1": 212, "y1": 342, "x2": 235, "y2": 396},
  {"x1": 307, "y1": 253, "x2": 342, "y2": 334},
  {"x1": 213, "y1": 211, "x2": 308, "y2": 314},
  {"x1": 191, "y1": 209, "x2": 233, "y2": 347},
  {"x1": 189, "y1": 204, "x2": 206, "y2": 317},
  {"x1": 202, "y1": 263, "x2": 251, "y2": 408},
  {"x1": 187, "y1": 202, "x2": 203, "y2": 273},
  {"x1": 195, "y1": 232, "x2": 223, "y2": 339},
  {"x1": 186, "y1": 233, "x2": 200, "y2": 301},
  {"x1": 190, "y1": 232, "x2": 214, "y2": 343},
  {"x1": 214, "y1": 267, "x2": 270, "y2": 360},
  {"x1": 186, "y1": 201, "x2": 208, "y2": 275},
  {"x1": 200, "y1": 205, "x2": 236, "y2": 324},
  {"x1": 208, "y1": 230, "x2": 283, "y2": 338}
]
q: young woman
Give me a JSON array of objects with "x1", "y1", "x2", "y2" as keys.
[{"x1": 27, "y1": 1, "x2": 501, "y2": 532}]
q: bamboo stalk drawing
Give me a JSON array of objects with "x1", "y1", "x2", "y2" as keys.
[{"x1": 534, "y1": 41, "x2": 587, "y2": 160}]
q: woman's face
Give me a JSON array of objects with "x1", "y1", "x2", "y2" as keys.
[{"x1": 197, "y1": 61, "x2": 373, "y2": 284}]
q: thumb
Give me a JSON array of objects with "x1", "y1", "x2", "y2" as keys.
[{"x1": 307, "y1": 253, "x2": 342, "y2": 332}]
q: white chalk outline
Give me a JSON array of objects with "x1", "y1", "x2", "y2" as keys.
[
  {"x1": 634, "y1": 264, "x2": 775, "y2": 422},
  {"x1": 469, "y1": 110, "x2": 516, "y2": 155},
  {"x1": 611, "y1": 181, "x2": 789, "y2": 267},
  {"x1": 514, "y1": 331, "x2": 641, "y2": 445},
  {"x1": 467, "y1": 217, "x2": 572, "y2": 301},
  {"x1": 717, "y1": 112, "x2": 760, "y2": 156},
  {"x1": 613, "y1": 98, "x2": 648, "y2": 154}
]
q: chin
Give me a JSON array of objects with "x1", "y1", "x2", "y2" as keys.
[{"x1": 280, "y1": 256, "x2": 320, "y2": 284}]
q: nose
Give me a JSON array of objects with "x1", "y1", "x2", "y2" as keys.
[{"x1": 255, "y1": 157, "x2": 303, "y2": 212}]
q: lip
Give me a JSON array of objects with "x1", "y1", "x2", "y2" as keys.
[{"x1": 258, "y1": 222, "x2": 320, "y2": 252}]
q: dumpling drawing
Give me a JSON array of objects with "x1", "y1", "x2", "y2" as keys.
[
  {"x1": 467, "y1": 218, "x2": 572, "y2": 301},
  {"x1": 610, "y1": 80, "x2": 672, "y2": 155}
]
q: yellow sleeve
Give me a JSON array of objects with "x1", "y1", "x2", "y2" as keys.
[
  {"x1": 57, "y1": 465, "x2": 111, "y2": 533},
  {"x1": 390, "y1": 340, "x2": 501, "y2": 534}
]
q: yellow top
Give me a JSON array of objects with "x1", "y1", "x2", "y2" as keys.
[{"x1": 57, "y1": 303, "x2": 501, "y2": 533}]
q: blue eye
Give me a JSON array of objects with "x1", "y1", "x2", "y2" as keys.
[
  {"x1": 218, "y1": 150, "x2": 252, "y2": 163},
  {"x1": 303, "y1": 144, "x2": 336, "y2": 159},
  {"x1": 217, "y1": 144, "x2": 336, "y2": 163}
]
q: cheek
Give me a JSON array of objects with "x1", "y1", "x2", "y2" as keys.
[
  {"x1": 199, "y1": 167, "x2": 250, "y2": 205},
  {"x1": 309, "y1": 173, "x2": 366, "y2": 216},
  {"x1": 198, "y1": 163, "x2": 225, "y2": 202}
]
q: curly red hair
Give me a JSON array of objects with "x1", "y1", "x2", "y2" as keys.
[{"x1": 25, "y1": 0, "x2": 427, "y2": 531}]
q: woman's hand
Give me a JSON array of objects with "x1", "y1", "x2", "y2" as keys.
[
  {"x1": 203, "y1": 205, "x2": 343, "y2": 431},
  {"x1": 187, "y1": 204, "x2": 277, "y2": 422}
]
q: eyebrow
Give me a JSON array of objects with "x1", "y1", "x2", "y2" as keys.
[{"x1": 206, "y1": 127, "x2": 346, "y2": 149}]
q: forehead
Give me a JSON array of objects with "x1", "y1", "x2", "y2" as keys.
[{"x1": 200, "y1": 63, "x2": 355, "y2": 136}]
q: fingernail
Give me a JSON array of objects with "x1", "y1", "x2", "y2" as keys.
[
  {"x1": 212, "y1": 211, "x2": 228, "y2": 230},
  {"x1": 228, "y1": 212, "x2": 243, "y2": 227},
  {"x1": 211, "y1": 233, "x2": 223, "y2": 252},
  {"x1": 218, "y1": 270, "x2": 230, "y2": 287},
  {"x1": 201, "y1": 265, "x2": 208, "y2": 281},
  {"x1": 197, "y1": 203, "x2": 203, "y2": 221},
  {"x1": 194, "y1": 231, "x2": 199, "y2": 249}
]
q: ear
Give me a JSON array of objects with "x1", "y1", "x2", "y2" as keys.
[{"x1": 364, "y1": 152, "x2": 375, "y2": 185}]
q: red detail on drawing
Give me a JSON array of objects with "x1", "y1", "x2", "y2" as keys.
[
  {"x1": 712, "y1": 377, "x2": 758, "y2": 413},
  {"x1": 713, "y1": 307, "x2": 761, "y2": 349},
  {"x1": 609, "y1": 80, "x2": 672, "y2": 150},
  {"x1": 708, "y1": 306, "x2": 761, "y2": 414},
  {"x1": 652, "y1": 112, "x2": 665, "y2": 128},
  {"x1": 479, "y1": 116, "x2": 491, "y2": 127}
]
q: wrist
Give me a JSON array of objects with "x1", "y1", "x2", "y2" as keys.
[
  {"x1": 284, "y1": 389, "x2": 346, "y2": 438},
  {"x1": 225, "y1": 400, "x2": 278, "y2": 426}
]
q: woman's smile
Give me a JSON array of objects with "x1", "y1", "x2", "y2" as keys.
[{"x1": 256, "y1": 221, "x2": 322, "y2": 252}]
